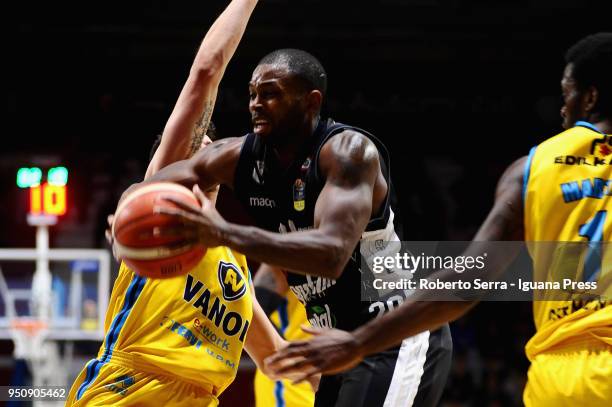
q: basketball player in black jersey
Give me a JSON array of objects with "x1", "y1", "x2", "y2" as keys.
[
  {"x1": 126, "y1": 49, "x2": 452, "y2": 407},
  {"x1": 265, "y1": 34, "x2": 612, "y2": 407}
]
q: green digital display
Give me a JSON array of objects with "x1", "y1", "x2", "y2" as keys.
[
  {"x1": 48, "y1": 166, "x2": 69, "y2": 186},
  {"x1": 17, "y1": 166, "x2": 68, "y2": 188},
  {"x1": 16, "y1": 167, "x2": 42, "y2": 188}
]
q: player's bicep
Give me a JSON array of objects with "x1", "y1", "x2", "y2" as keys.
[
  {"x1": 146, "y1": 137, "x2": 243, "y2": 190},
  {"x1": 314, "y1": 180, "x2": 373, "y2": 241},
  {"x1": 314, "y1": 131, "x2": 379, "y2": 229},
  {"x1": 313, "y1": 131, "x2": 380, "y2": 258}
]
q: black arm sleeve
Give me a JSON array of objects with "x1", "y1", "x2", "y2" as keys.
[{"x1": 255, "y1": 286, "x2": 285, "y2": 317}]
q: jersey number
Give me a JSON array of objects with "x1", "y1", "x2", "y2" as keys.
[
  {"x1": 578, "y1": 210, "x2": 608, "y2": 282},
  {"x1": 369, "y1": 295, "x2": 404, "y2": 318}
]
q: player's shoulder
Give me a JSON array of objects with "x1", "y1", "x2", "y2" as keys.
[
  {"x1": 506, "y1": 156, "x2": 529, "y2": 176},
  {"x1": 537, "y1": 126, "x2": 590, "y2": 150},
  {"x1": 523, "y1": 126, "x2": 600, "y2": 175},
  {"x1": 205, "y1": 136, "x2": 247, "y2": 156},
  {"x1": 495, "y1": 156, "x2": 528, "y2": 198},
  {"x1": 229, "y1": 248, "x2": 249, "y2": 269},
  {"x1": 227, "y1": 248, "x2": 251, "y2": 283},
  {"x1": 319, "y1": 128, "x2": 379, "y2": 169},
  {"x1": 323, "y1": 128, "x2": 375, "y2": 151},
  {"x1": 193, "y1": 136, "x2": 247, "y2": 177},
  {"x1": 213, "y1": 246, "x2": 250, "y2": 272},
  {"x1": 513, "y1": 126, "x2": 589, "y2": 181}
]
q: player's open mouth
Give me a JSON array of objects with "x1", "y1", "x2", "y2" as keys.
[{"x1": 253, "y1": 120, "x2": 270, "y2": 132}]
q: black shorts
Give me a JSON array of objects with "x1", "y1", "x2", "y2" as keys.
[{"x1": 314, "y1": 325, "x2": 452, "y2": 407}]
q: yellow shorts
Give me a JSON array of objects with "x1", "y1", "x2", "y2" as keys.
[
  {"x1": 66, "y1": 358, "x2": 218, "y2": 407},
  {"x1": 254, "y1": 369, "x2": 314, "y2": 407},
  {"x1": 524, "y1": 340, "x2": 612, "y2": 407}
]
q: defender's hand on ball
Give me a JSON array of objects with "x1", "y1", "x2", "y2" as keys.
[
  {"x1": 154, "y1": 185, "x2": 228, "y2": 248},
  {"x1": 264, "y1": 325, "x2": 365, "y2": 384},
  {"x1": 105, "y1": 214, "x2": 120, "y2": 261}
]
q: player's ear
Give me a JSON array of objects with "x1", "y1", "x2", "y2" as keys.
[
  {"x1": 306, "y1": 90, "x2": 323, "y2": 114},
  {"x1": 584, "y1": 85, "x2": 598, "y2": 114}
]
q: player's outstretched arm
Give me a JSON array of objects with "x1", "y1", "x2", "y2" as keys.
[
  {"x1": 265, "y1": 156, "x2": 527, "y2": 381},
  {"x1": 146, "y1": 0, "x2": 258, "y2": 179}
]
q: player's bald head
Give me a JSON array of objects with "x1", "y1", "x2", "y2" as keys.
[{"x1": 256, "y1": 49, "x2": 327, "y2": 97}]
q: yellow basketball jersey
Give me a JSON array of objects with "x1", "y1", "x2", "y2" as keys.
[
  {"x1": 524, "y1": 121, "x2": 612, "y2": 359},
  {"x1": 254, "y1": 291, "x2": 314, "y2": 407},
  {"x1": 75, "y1": 246, "x2": 252, "y2": 400},
  {"x1": 269, "y1": 291, "x2": 311, "y2": 342}
]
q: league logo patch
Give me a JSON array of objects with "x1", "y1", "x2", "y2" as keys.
[
  {"x1": 293, "y1": 178, "x2": 306, "y2": 212},
  {"x1": 218, "y1": 261, "x2": 247, "y2": 301},
  {"x1": 301, "y1": 157, "x2": 312, "y2": 172},
  {"x1": 590, "y1": 134, "x2": 612, "y2": 157}
]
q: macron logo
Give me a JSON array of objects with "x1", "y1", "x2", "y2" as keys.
[{"x1": 249, "y1": 197, "x2": 276, "y2": 208}]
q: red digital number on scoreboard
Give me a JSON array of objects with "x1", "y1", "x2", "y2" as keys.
[{"x1": 29, "y1": 183, "x2": 67, "y2": 216}]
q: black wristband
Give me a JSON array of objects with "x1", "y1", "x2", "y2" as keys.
[{"x1": 255, "y1": 286, "x2": 285, "y2": 317}]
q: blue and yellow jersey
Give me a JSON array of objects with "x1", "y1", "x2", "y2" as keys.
[
  {"x1": 524, "y1": 121, "x2": 612, "y2": 359},
  {"x1": 254, "y1": 291, "x2": 315, "y2": 407},
  {"x1": 268, "y1": 291, "x2": 311, "y2": 343},
  {"x1": 76, "y1": 247, "x2": 252, "y2": 398}
]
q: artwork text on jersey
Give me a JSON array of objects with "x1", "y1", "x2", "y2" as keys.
[
  {"x1": 183, "y1": 273, "x2": 250, "y2": 342},
  {"x1": 290, "y1": 275, "x2": 337, "y2": 304}
]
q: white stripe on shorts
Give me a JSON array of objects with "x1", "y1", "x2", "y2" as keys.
[{"x1": 383, "y1": 330, "x2": 430, "y2": 407}]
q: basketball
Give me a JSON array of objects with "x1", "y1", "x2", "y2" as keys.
[{"x1": 112, "y1": 182, "x2": 206, "y2": 279}]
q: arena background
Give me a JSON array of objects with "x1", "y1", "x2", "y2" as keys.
[{"x1": 2, "y1": 1, "x2": 610, "y2": 406}]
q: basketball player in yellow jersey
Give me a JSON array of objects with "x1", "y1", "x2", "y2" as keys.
[
  {"x1": 65, "y1": 1, "x2": 303, "y2": 405},
  {"x1": 520, "y1": 33, "x2": 612, "y2": 406},
  {"x1": 267, "y1": 33, "x2": 612, "y2": 406},
  {"x1": 253, "y1": 265, "x2": 314, "y2": 407}
]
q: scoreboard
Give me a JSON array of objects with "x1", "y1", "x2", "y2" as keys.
[{"x1": 17, "y1": 166, "x2": 68, "y2": 216}]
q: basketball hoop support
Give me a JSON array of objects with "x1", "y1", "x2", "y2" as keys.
[{"x1": 26, "y1": 214, "x2": 57, "y2": 321}]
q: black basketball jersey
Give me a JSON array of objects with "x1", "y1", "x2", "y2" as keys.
[{"x1": 233, "y1": 119, "x2": 403, "y2": 331}]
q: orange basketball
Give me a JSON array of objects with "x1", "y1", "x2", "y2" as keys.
[{"x1": 112, "y1": 182, "x2": 206, "y2": 279}]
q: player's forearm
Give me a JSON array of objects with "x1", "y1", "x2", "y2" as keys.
[
  {"x1": 351, "y1": 236, "x2": 523, "y2": 356},
  {"x1": 351, "y1": 301, "x2": 473, "y2": 357},
  {"x1": 146, "y1": 0, "x2": 258, "y2": 178},
  {"x1": 192, "y1": 0, "x2": 258, "y2": 79},
  {"x1": 221, "y1": 224, "x2": 348, "y2": 279},
  {"x1": 246, "y1": 298, "x2": 287, "y2": 374}
]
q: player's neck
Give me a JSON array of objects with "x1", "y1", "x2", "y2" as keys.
[
  {"x1": 592, "y1": 118, "x2": 612, "y2": 134},
  {"x1": 273, "y1": 119, "x2": 318, "y2": 169}
]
